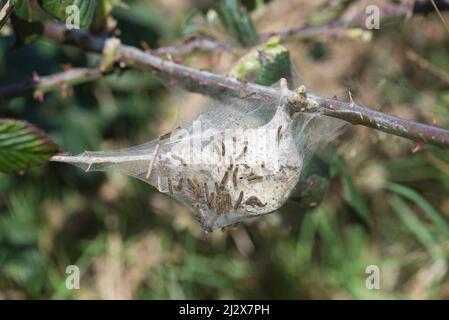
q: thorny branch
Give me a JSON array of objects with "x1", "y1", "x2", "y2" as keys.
[
  {"x1": 135, "y1": 1, "x2": 449, "y2": 55},
  {"x1": 259, "y1": 3, "x2": 412, "y2": 42},
  {"x1": 2, "y1": 1, "x2": 448, "y2": 101},
  {"x1": 261, "y1": 1, "x2": 449, "y2": 42},
  {"x1": 150, "y1": 37, "x2": 231, "y2": 56},
  {"x1": 127, "y1": 1, "x2": 449, "y2": 55},
  {"x1": 39, "y1": 22, "x2": 449, "y2": 148},
  {"x1": 0, "y1": 67, "x2": 102, "y2": 99},
  {"x1": 2, "y1": 1, "x2": 448, "y2": 100},
  {"x1": 3, "y1": 15, "x2": 449, "y2": 149}
]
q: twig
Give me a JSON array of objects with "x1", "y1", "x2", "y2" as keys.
[
  {"x1": 305, "y1": 93, "x2": 449, "y2": 148},
  {"x1": 405, "y1": 48, "x2": 449, "y2": 85},
  {"x1": 0, "y1": 67, "x2": 102, "y2": 100},
  {"x1": 139, "y1": 2, "x2": 449, "y2": 56},
  {"x1": 4, "y1": 2, "x2": 449, "y2": 101},
  {"x1": 43, "y1": 22, "x2": 105, "y2": 53},
  {"x1": 50, "y1": 153, "x2": 153, "y2": 163},
  {"x1": 151, "y1": 37, "x2": 231, "y2": 56},
  {"x1": 126, "y1": 2, "x2": 449, "y2": 58},
  {"x1": 414, "y1": 0, "x2": 449, "y2": 15},
  {"x1": 259, "y1": 3, "x2": 413, "y2": 42},
  {"x1": 430, "y1": 0, "x2": 449, "y2": 35},
  {"x1": 145, "y1": 143, "x2": 160, "y2": 180},
  {"x1": 39, "y1": 1, "x2": 449, "y2": 59},
  {"x1": 148, "y1": 2, "x2": 449, "y2": 52},
  {"x1": 147, "y1": 2, "x2": 449, "y2": 52},
  {"x1": 0, "y1": 0, "x2": 12, "y2": 30},
  {"x1": 36, "y1": 22, "x2": 449, "y2": 149},
  {"x1": 259, "y1": 1, "x2": 449, "y2": 42}
]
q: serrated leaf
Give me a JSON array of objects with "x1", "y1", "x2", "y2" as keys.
[
  {"x1": 39, "y1": 0, "x2": 96, "y2": 29},
  {"x1": 0, "y1": 119, "x2": 59, "y2": 174},
  {"x1": 258, "y1": 38, "x2": 292, "y2": 86}
]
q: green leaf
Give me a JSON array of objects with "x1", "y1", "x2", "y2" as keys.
[
  {"x1": 39, "y1": 0, "x2": 96, "y2": 29},
  {"x1": 259, "y1": 48, "x2": 291, "y2": 86},
  {"x1": 217, "y1": 0, "x2": 258, "y2": 46},
  {"x1": 384, "y1": 182, "x2": 449, "y2": 239},
  {"x1": 0, "y1": 119, "x2": 59, "y2": 174},
  {"x1": 332, "y1": 154, "x2": 370, "y2": 225},
  {"x1": 229, "y1": 36, "x2": 293, "y2": 86},
  {"x1": 11, "y1": 0, "x2": 43, "y2": 22},
  {"x1": 390, "y1": 195, "x2": 444, "y2": 261}
]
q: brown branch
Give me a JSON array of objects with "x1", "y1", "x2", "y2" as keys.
[
  {"x1": 430, "y1": 0, "x2": 449, "y2": 34},
  {"x1": 414, "y1": 0, "x2": 449, "y2": 15},
  {"x1": 38, "y1": 1, "x2": 449, "y2": 62},
  {"x1": 406, "y1": 48, "x2": 449, "y2": 85},
  {"x1": 259, "y1": 1, "x2": 449, "y2": 42},
  {"x1": 305, "y1": 94, "x2": 449, "y2": 148},
  {"x1": 139, "y1": 2, "x2": 449, "y2": 57},
  {"x1": 35, "y1": 22, "x2": 449, "y2": 148},
  {"x1": 0, "y1": 0, "x2": 12, "y2": 30},
  {"x1": 151, "y1": 37, "x2": 231, "y2": 56},
  {"x1": 141, "y1": 3, "x2": 416, "y2": 56},
  {"x1": 142, "y1": 2, "x2": 449, "y2": 56},
  {"x1": 36, "y1": 2, "x2": 418, "y2": 65},
  {"x1": 43, "y1": 23, "x2": 105, "y2": 54},
  {"x1": 2, "y1": 20, "x2": 448, "y2": 147},
  {"x1": 0, "y1": 67, "x2": 102, "y2": 100},
  {"x1": 259, "y1": 3, "x2": 413, "y2": 42}
]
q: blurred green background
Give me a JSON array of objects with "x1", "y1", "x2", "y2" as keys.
[{"x1": 1, "y1": 0, "x2": 449, "y2": 299}]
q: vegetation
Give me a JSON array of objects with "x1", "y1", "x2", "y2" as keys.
[{"x1": 1, "y1": 0, "x2": 449, "y2": 299}]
